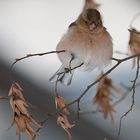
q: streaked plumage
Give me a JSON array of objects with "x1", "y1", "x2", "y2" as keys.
[{"x1": 50, "y1": 0, "x2": 113, "y2": 85}]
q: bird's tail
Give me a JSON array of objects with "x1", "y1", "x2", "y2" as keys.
[{"x1": 49, "y1": 65, "x2": 74, "y2": 86}]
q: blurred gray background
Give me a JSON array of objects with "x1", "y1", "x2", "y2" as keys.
[{"x1": 0, "y1": 0, "x2": 140, "y2": 140}]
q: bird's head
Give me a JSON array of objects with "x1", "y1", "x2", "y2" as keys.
[
  {"x1": 128, "y1": 28, "x2": 140, "y2": 35},
  {"x1": 82, "y1": 9, "x2": 102, "y2": 30}
]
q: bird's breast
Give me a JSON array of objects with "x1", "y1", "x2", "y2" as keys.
[{"x1": 56, "y1": 27, "x2": 113, "y2": 71}]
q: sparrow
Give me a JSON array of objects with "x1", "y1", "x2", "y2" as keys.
[{"x1": 50, "y1": 0, "x2": 113, "y2": 85}]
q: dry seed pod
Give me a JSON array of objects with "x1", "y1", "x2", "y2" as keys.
[
  {"x1": 93, "y1": 76, "x2": 116, "y2": 120},
  {"x1": 128, "y1": 28, "x2": 140, "y2": 68},
  {"x1": 9, "y1": 82, "x2": 25, "y2": 101},
  {"x1": 128, "y1": 12, "x2": 140, "y2": 67},
  {"x1": 9, "y1": 82, "x2": 42, "y2": 140},
  {"x1": 57, "y1": 114, "x2": 75, "y2": 140},
  {"x1": 14, "y1": 114, "x2": 41, "y2": 140},
  {"x1": 55, "y1": 95, "x2": 70, "y2": 115}
]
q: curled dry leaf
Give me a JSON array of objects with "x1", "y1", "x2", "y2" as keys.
[
  {"x1": 93, "y1": 75, "x2": 116, "y2": 120},
  {"x1": 10, "y1": 98, "x2": 29, "y2": 116},
  {"x1": 128, "y1": 28, "x2": 140, "y2": 68},
  {"x1": 57, "y1": 114, "x2": 75, "y2": 140},
  {"x1": 55, "y1": 95, "x2": 70, "y2": 115},
  {"x1": 55, "y1": 96, "x2": 73, "y2": 139},
  {"x1": 14, "y1": 114, "x2": 42, "y2": 140},
  {"x1": 9, "y1": 82, "x2": 42, "y2": 140},
  {"x1": 9, "y1": 82, "x2": 24, "y2": 100}
]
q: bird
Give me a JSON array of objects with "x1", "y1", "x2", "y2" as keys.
[{"x1": 50, "y1": 0, "x2": 113, "y2": 85}]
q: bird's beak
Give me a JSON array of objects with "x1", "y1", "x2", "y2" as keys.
[
  {"x1": 89, "y1": 23, "x2": 96, "y2": 30},
  {"x1": 128, "y1": 29, "x2": 132, "y2": 32},
  {"x1": 89, "y1": 22, "x2": 97, "y2": 30}
]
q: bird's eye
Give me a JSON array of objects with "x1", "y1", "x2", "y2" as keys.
[{"x1": 85, "y1": 21, "x2": 88, "y2": 24}]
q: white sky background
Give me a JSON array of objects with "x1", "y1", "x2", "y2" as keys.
[
  {"x1": 0, "y1": 0, "x2": 139, "y2": 85},
  {"x1": 0, "y1": 0, "x2": 140, "y2": 140}
]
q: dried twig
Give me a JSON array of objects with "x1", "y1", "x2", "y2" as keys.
[
  {"x1": 55, "y1": 75, "x2": 60, "y2": 96},
  {"x1": 34, "y1": 63, "x2": 84, "y2": 139},
  {"x1": 9, "y1": 50, "x2": 140, "y2": 139},
  {"x1": 0, "y1": 96, "x2": 9, "y2": 100},
  {"x1": 113, "y1": 82, "x2": 140, "y2": 107},
  {"x1": 33, "y1": 54, "x2": 140, "y2": 139},
  {"x1": 9, "y1": 50, "x2": 66, "y2": 82},
  {"x1": 79, "y1": 82, "x2": 140, "y2": 116},
  {"x1": 54, "y1": 62, "x2": 84, "y2": 95},
  {"x1": 117, "y1": 56, "x2": 140, "y2": 140},
  {"x1": 8, "y1": 82, "x2": 42, "y2": 140},
  {"x1": 11, "y1": 50, "x2": 65, "y2": 69}
]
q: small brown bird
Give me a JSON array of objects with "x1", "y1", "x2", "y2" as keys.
[{"x1": 50, "y1": 0, "x2": 113, "y2": 85}]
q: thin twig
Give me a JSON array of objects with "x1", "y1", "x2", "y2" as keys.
[
  {"x1": 33, "y1": 54, "x2": 140, "y2": 139},
  {"x1": 11, "y1": 50, "x2": 65, "y2": 69},
  {"x1": 55, "y1": 75, "x2": 60, "y2": 96},
  {"x1": 69, "y1": 54, "x2": 74, "y2": 73},
  {"x1": 79, "y1": 86, "x2": 131, "y2": 116},
  {"x1": 117, "y1": 56, "x2": 140, "y2": 140},
  {"x1": 33, "y1": 118, "x2": 49, "y2": 140},
  {"x1": 10, "y1": 52, "x2": 140, "y2": 140},
  {"x1": 76, "y1": 59, "x2": 121, "y2": 104},
  {"x1": 33, "y1": 63, "x2": 84, "y2": 139},
  {"x1": 113, "y1": 82, "x2": 140, "y2": 107},
  {"x1": 79, "y1": 82, "x2": 139, "y2": 116},
  {"x1": 9, "y1": 50, "x2": 66, "y2": 82},
  {"x1": 57, "y1": 63, "x2": 84, "y2": 76},
  {"x1": 0, "y1": 96, "x2": 9, "y2": 100},
  {"x1": 77, "y1": 99, "x2": 80, "y2": 119},
  {"x1": 55, "y1": 62, "x2": 84, "y2": 96},
  {"x1": 34, "y1": 54, "x2": 140, "y2": 139}
]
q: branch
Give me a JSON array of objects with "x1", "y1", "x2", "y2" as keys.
[
  {"x1": 10, "y1": 52, "x2": 140, "y2": 139},
  {"x1": 55, "y1": 63, "x2": 84, "y2": 96},
  {"x1": 34, "y1": 54, "x2": 140, "y2": 139},
  {"x1": 81, "y1": 53, "x2": 140, "y2": 105},
  {"x1": 57, "y1": 63, "x2": 84, "y2": 75},
  {"x1": 9, "y1": 50, "x2": 66, "y2": 82},
  {"x1": 10, "y1": 50, "x2": 65, "y2": 71},
  {"x1": 0, "y1": 96, "x2": 9, "y2": 100},
  {"x1": 79, "y1": 82, "x2": 140, "y2": 116},
  {"x1": 117, "y1": 56, "x2": 140, "y2": 140}
]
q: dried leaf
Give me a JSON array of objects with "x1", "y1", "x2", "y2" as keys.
[
  {"x1": 9, "y1": 82, "x2": 41, "y2": 140},
  {"x1": 14, "y1": 114, "x2": 41, "y2": 140},
  {"x1": 129, "y1": 28, "x2": 140, "y2": 68},
  {"x1": 9, "y1": 82, "x2": 25, "y2": 101},
  {"x1": 13, "y1": 99, "x2": 29, "y2": 116},
  {"x1": 57, "y1": 114, "x2": 75, "y2": 140},
  {"x1": 93, "y1": 76, "x2": 116, "y2": 120},
  {"x1": 55, "y1": 96, "x2": 70, "y2": 115},
  {"x1": 15, "y1": 115, "x2": 27, "y2": 132},
  {"x1": 28, "y1": 115, "x2": 42, "y2": 128}
]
